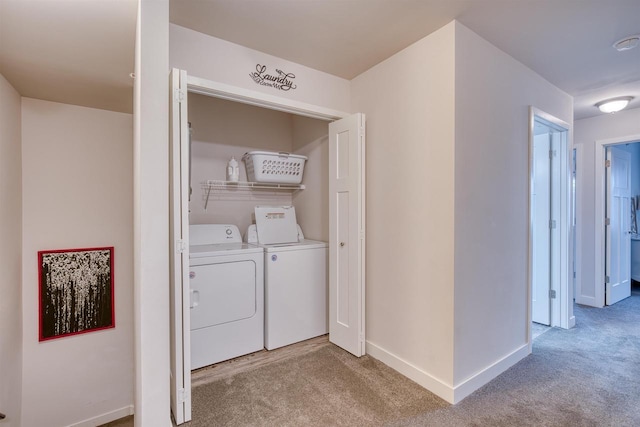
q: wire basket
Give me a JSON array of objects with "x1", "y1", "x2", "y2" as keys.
[{"x1": 242, "y1": 151, "x2": 307, "y2": 184}]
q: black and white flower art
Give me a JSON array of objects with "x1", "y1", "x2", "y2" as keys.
[{"x1": 38, "y1": 247, "x2": 114, "y2": 341}]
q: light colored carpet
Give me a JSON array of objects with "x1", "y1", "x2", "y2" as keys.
[
  {"x1": 531, "y1": 321, "x2": 551, "y2": 340},
  {"x1": 189, "y1": 343, "x2": 447, "y2": 426},
  {"x1": 394, "y1": 289, "x2": 640, "y2": 427},
  {"x1": 105, "y1": 289, "x2": 640, "y2": 426},
  {"x1": 188, "y1": 290, "x2": 640, "y2": 426},
  {"x1": 99, "y1": 415, "x2": 133, "y2": 427}
]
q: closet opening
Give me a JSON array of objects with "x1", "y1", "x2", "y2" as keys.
[
  {"x1": 592, "y1": 137, "x2": 640, "y2": 308},
  {"x1": 169, "y1": 69, "x2": 366, "y2": 424}
]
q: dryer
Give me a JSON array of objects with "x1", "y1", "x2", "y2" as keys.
[{"x1": 189, "y1": 224, "x2": 264, "y2": 369}]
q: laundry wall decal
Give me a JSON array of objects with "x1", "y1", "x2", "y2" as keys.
[{"x1": 250, "y1": 64, "x2": 297, "y2": 91}]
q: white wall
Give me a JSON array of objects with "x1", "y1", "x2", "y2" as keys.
[
  {"x1": 169, "y1": 24, "x2": 351, "y2": 114},
  {"x1": 292, "y1": 115, "x2": 330, "y2": 242},
  {"x1": 134, "y1": 0, "x2": 171, "y2": 425},
  {"x1": 21, "y1": 98, "x2": 133, "y2": 427},
  {"x1": 0, "y1": 73, "x2": 22, "y2": 427},
  {"x1": 351, "y1": 22, "x2": 457, "y2": 398},
  {"x1": 350, "y1": 20, "x2": 573, "y2": 403},
  {"x1": 574, "y1": 108, "x2": 640, "y2": 305},
  {"x1": 453, "y1": 22, "x2": 573, "y2": 394}
]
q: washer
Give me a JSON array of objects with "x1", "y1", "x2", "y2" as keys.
[
  {"x1": 246, "y1": 217, "x2": 328, "y2": 351},
  {"x1": 189, "y1": 224, "x2": 264, "y2": 369}
]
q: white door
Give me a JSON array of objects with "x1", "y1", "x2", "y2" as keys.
[
  {"x1": 169, "y1": 68, "x2": 192, "y2": 424},
  {"x1": 532, "y1": 133, "x2": 551, "y2": 325},
  {"x1": 328, "y1": 113, "x2": 366, "y2": 357},
  {"x1": 606, "y1": 146, "x2": 632, "y2": 305}
]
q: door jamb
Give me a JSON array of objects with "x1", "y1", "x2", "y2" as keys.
[
  {"x1": 594, "y1": 134, "x2": 640, "y2": 308},
  {"x1": 573, "y1": 145, "x2": 583, "y2": 309}
]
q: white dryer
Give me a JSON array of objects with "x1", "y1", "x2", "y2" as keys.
[
  {"x1": 247, "y1": 206, "x2": 328, "y2": 350},
  {"x1": 189, "y1": 224, "x2": 264, "y2": 369}
]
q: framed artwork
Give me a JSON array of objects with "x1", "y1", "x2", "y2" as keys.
[{"x1": 38, "y1": 247, "x2": 114, "y2": 341}]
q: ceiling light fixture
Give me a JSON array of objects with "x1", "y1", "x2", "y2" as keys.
[
  {"x1": 613, "y1": 35, "x2": 639, "y2": 51},
  {"x1": 595, "y1": 96, "x2": 634, "y2": 114}
]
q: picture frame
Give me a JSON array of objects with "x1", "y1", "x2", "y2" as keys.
[{"x1": 38, "y1": 246, "x2": 115, "y2": 341}]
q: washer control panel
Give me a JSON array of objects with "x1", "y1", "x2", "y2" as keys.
[{"x1": 189, "y1": 224, "x2": 242, "y2": 245}]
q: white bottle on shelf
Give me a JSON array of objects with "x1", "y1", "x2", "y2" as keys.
[{"x1": 227, "y1": 156, "x2": 239, "y2": 182}]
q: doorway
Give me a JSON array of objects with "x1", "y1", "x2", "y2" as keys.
[
  {"x1": 528, "y1": 107, "x2": 573, "y2": 344},
  {"x1": 169, "y1": 69, "x2": 366, "y2": 424},
  {"x1": 592, "y1": 136, "x2": 640, "y2": 308}
]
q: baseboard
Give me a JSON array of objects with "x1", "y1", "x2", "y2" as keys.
[
  {"x1": 67, "y1": 405, "x2": 134, "y2": 427},
  {"x1": 569, "y1": 315, "x2": 576, "y2": 328},
  {"x1": 366, "y1": 341, "x2": 455, "y2": 404},
  {"x1": 367, "y1": 340, "x2": 530, "y2": 406},
  {"x1": 452, "y1": 343, "x2": 529, "y2": 403}
]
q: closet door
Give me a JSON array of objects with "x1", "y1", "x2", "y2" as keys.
[
  {"x1": 531, "y1": 133, "x2": 551, "y2": 325},
  {"x1": 606, "y1": 146, "x2": 632, "y2": 305},
  {"x1": 328, "y1": 113, "x2": 366, "y2": 357},
  {"x1": 169, "y1": 68, "x2": 192, "y2": 424}
]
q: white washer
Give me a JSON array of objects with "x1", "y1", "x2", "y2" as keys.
[
  {"x1": 189, "y1": 224, "x2": 264, "y2": 369},
  {"x1": 246, "y1": 222, "x2": 328, "y2": 350}
]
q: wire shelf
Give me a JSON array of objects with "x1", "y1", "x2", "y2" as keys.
[
  {"x1": 204, "y1": 180, "x2": 305, "y2": 191},
  {"x1": 200, "y1": 180, "x2": 305, "y2": 209}
]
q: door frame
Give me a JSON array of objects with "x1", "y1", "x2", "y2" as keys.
[
  {"x1": 593, "y1": 134, "x2": 640, "y2": 307},
  {"x1": 186, "y1": 75, "x2": 348, "y2": 121},
  {"x1": 528, "y1": 107, "x2": 573, "y2": 349},
  {"x1": 171, "y1": 69, "x2": 366, "y2": 423},
  {"x1": 573, "y1": 145, "x2": 583, "y2": 310}
]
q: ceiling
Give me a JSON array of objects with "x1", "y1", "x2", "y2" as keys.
[
  {"x1": 1, "y1": 0, "x2": 639, "y2": 120},
  {"x1": 0, "y1": 0, "x2": 137, "y2": 113}
]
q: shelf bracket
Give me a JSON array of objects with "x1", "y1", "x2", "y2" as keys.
[{"x1": 204, "y1": 184, "x2": 213, "y2": 211}]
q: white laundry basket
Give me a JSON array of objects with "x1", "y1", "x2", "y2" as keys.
[{"x1": 242, "y1": 151, "x2": 308, "y2": 184}]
